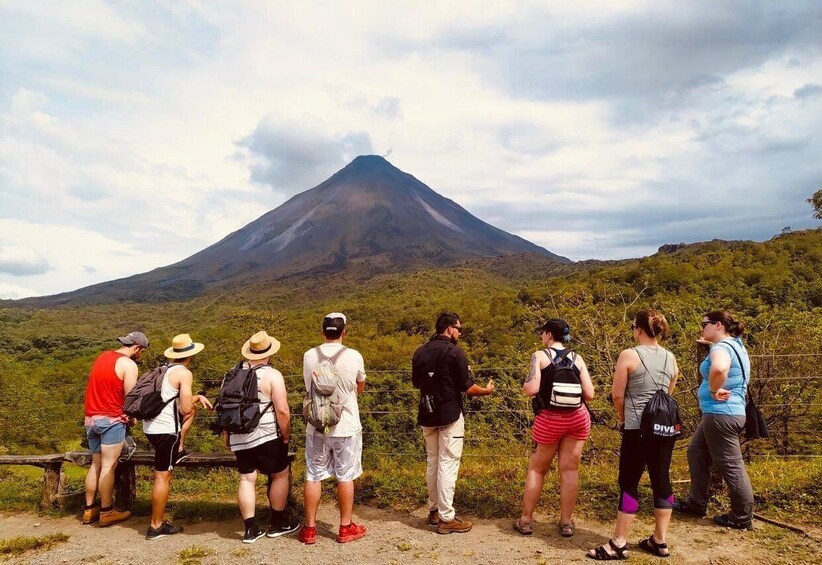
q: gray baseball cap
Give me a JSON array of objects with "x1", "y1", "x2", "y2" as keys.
[{"x1": 117, "y1": 331, "x2": 149, "y2": 348}]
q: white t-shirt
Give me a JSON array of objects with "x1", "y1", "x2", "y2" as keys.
[
  {"x1": 229, "y1": 364, "x2": 281, "y2": 451},
  {"x1": 302, "y1": 343, "x2": 366, "y2": 438}
]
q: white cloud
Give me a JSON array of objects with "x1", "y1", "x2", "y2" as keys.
[{"x1": 0, "y1": 1, "x2": 820, "y2": 297}]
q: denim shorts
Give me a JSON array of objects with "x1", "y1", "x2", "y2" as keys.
[{"x1": 86, "y1": 417, "x2": 127, "y2": 454}]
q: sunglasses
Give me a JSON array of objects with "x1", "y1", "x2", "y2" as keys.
[
  {"x1": 700, "y1": 321, "x2": 716, "y2": 328},
  {"x1": 451, "y1": 325, "x2": 463, "y2": 334},
  {"x1": 630, "y1": 323, "x2": 637, "y2": 330}
]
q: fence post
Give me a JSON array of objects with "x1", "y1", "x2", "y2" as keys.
[
  {"x1": 41, "y1": 462, "x2": 62, "y2": 509},
  {"x1": 114, "y1": 462, "x2": 136, "y2": 509}
]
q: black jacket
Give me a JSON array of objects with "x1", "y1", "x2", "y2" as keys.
[{"x1": 411, "y1": 335, "x2": 474, "y2": 427}]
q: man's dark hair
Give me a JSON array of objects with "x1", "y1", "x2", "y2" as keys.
[{"x1": 435, "y1": 312, "x2": 460, "y2": 334}]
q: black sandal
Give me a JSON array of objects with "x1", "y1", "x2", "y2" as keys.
[
  {"x1": 586, "y1": 539, "x2": 629, "y2": 560},
  {"x1": 639, "y1": 535, "x2": 670, "y2": 558}
]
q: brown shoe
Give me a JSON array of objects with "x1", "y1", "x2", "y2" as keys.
[
  {"x1": 437, "y1": 516, "x2": 473, "y2": 534},
  {"x1": 99, "y1": 508, "x2": 132, "y2": 527},
  {"x1": 428, "y1": 510, "x2": 440, "y2": 526},
  {"x1": 81, "y1": 506, "x2": 100, "y2": 525}
]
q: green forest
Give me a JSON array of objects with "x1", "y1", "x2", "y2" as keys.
[{"x1": 0, "y1": 228, "x2": 820, "y2": 523}]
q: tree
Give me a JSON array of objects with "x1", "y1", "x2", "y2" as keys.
[{"x1": 809, "y1": 188, "x2": 822, "y2": 220}]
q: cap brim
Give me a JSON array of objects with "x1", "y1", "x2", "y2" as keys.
[{"x1": 164, "y1": 342, "x2": 205, "y2": 359}]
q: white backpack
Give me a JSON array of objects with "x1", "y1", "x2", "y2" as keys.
[{"x1": 302, "y1": 346, "x2": 347, "y2": 433}]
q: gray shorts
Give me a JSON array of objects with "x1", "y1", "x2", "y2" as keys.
[{"x1": 304, "y1": 432, "x2": 363, "y2": 482}]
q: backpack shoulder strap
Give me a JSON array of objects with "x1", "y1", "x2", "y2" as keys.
[
  {"x1": 723, "y1": 340, "x2": 748, "y2": 386},
  {"x1": 547, "y1": 348, "x2": 573, "y2": 366},
  {"x1": 314, "y1": 346, "x2": 328, "y2": 363},
  {"x1": 328, "y1": 345, "x2": 348, "y2": 365},
  {"x1": 633, "y1": 347, "x2": 662, "y2": 390}
]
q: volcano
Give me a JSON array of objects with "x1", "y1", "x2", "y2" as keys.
[{"x1": 29, "y1": 156, "x2": 569, "y2": 303}]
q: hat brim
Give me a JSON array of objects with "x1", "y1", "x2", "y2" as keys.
[
  {"x1": 241, "y1": 337, "x2": 281, "y2": 360},
  {"x1": 164, "y1": 342, "x2": 205, "y2": 359}
]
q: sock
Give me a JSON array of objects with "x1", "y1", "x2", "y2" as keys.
[
  {"x1": 84, "y1": 503, "x2": 98, "y2": 510},
  {"x1": 244, "y1": 517, "x2": 258, "y2": 532},
  {"x1": 270, "y1": 509, "x2": 284, "y2": 529},
  {"x1": 100, "y1": 505, "x2": 113, "y2": 513}
]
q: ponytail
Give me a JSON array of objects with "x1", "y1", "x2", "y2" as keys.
[{"x1": 705, "y1": 310, "x2": 745, "y2": 337}]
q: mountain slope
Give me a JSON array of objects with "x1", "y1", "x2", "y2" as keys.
[{"x1": 21, "y1": 155, "x2": 568, "y2": 304}]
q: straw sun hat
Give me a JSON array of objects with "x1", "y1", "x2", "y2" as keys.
[
  {"x1": 164, "y1": 334, "x2": 205, "y2": 359},
  {"x1": 241, "y1": 330, "x2": 281, "y2": 361}
]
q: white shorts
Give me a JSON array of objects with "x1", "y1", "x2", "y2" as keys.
[{"x1": 304, "y1": 432, "x2": 363, "y2": 482}]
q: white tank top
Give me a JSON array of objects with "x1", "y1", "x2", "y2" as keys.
[
  {"x1": 229, "y1": 364, "x2": 280, "y2": 451},
  {"x1": 143, "y1": 364, "x2": 183, "y2": 435}
]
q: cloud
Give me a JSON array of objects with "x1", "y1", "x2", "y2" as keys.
[
  {"x1": 236, "y1": 117, "x2": 374, "y2": 195},
  {"x1": 0, "y1": 245, "x2": 51, "y2": 276},
  {"x1": 795, "y1": 83, "x2": 822, "y2": 99}
]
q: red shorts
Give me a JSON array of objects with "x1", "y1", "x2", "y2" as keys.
[{"x1": 532, "y1": 406, "x2": 591, "y2": 445}]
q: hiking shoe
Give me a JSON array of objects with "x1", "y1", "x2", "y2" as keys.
[
  {"x1": 99, "y1": 508, "x2": 131, "y2": 527},
  {"x1": 174, "y1": 448, "x2": 192, "y2": 466},
  {"x1": 428, "y1": 509, "x2": 440, "y2": 526},
  {"x1": 267, "y1": 518, "x2": 300, "y2": 538},
  {"x1": 81, "y1": 505, "x2": 100, "y2": 525},
  {"x1": 437, "y1": 516, "x2": 473, "y2": 534},
  {"x1": 298, "y1": 525, "x2": 317, "y2": 545},
  {"x1": 243, "y1": 526, "x2": 266, "y2": 544},
  {"x1": 713, "y1": 513, "x2": 753, "y2": 531},
  {"x1": 145, "y1": 521, "x2": 183, "y2": 540},
  {"x1": 337, "y1": 522, "x2": 367, "y2": 543},
  {"x1": 672, "y1": 499, "x2": 706, "y2": 518}
]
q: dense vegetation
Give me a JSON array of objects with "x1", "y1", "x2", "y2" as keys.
[{"x1": 0, "y1": 229, "x2": 819, "y2": 522}]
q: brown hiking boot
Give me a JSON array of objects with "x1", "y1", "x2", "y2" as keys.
[
  {"x1": 428, "y1": 510, "x2": 440, "y2": 526},
  {"x1": 437, "y1": 516, "x2": 473, "y2": 534},
  {"x1": 81, "y1": 506, "x2": 100, "y2": 525},
  {"x1": 99, "y1": 508, "x2": 132, "y2": 527}
]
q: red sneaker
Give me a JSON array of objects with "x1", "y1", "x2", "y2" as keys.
[
  {"x1": 337, "y1": 522, "x2": 367, "y2": 543},
  {"x1": 298, "y1": 525, "x2": 316, "y2": 545}
]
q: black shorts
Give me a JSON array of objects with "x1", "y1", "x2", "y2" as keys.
[
  {"x1": 235, "y1": 438, "x2": 289, "y2": 475},
  {"x1": 146, "y1": 433, "x2": 180, "y2": 472}
]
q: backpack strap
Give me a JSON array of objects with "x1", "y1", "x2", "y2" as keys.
[
  {"x1": 545, "y1": 347, "x2": 574, "y2": 366},
  {"x1": 329, "y1": 345, "x2": 348, "y2": 365},
  {"x1": 722, "y1": 340, "x2": 749, "y2": 398},
  {"x1": 315, "y1": 346, "x2": 328, "y2": 362}
]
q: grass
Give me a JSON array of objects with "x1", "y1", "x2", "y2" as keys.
[
  {"x1": 0, "y1": 532, "x2": 69, "y2": 556},
  {"x1": 177, "y1": 544, "x2": 213, "y2": 565}
]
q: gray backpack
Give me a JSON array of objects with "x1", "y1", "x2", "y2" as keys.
[{"x1": 302, "y1": 346, "x2": 347, "y2": 433}]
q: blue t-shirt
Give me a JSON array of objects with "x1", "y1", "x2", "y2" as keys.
[{"x1": 698, "y1": 337, "x2": 749, "y2": 416}]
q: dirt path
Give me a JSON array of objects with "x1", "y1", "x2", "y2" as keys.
[{"x1": 1, "y1": 505, "x2": 818, "y2": 564}]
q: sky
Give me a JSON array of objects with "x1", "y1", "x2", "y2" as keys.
[{"x1": 1, "y1": 1, "x2": 821, "y2": 298}]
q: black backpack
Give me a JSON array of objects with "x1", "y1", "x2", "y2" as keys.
[
  {"x1": 533, "y1": 348, "x2": 583, "y2": 414},
  {"x1": 215, "y1": 362, "x2": 272, "y2": 434},
  {"x1": 634, "y1": 350, "x2": 683, "y2": 439},
  {"x1": 123, "y1": 364, "x2": 179, "y2": 420},
  {"x1": 726, "y1": 342, "x2": 768, "y2": 440}
]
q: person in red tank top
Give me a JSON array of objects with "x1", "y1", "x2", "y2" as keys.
[{"x1": 82, "y1": 331, "x2": 148, "y2": 528}]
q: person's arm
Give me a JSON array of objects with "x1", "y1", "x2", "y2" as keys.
[
  {"x1": 577, "y1": 355, "x2": 595, "y2": 402},
  {"x1": 709, "y1": 347, "x2": 732, "y2": 401},
  {"x1": 119, "y1": 358, "x2": 139, "y2": 395},
  {"x1": 523, "y1": 351, "x2": 544, "y2": 397},
  {"x1": 177, "y1": 369, "x2": 194, "y2": 416},
  {"x1": 668, "y1": 356, "x2": 679, "y2": 395},
  {"x1": 269, "y1": 371, "x2": 291, "y2": 443},
  {"x1": 611, "y1": 350, "x2": 632, "y2": 424},
  {"x1": 411, "y1": 349, "x2": 423, "y2": 389},
  {"x1": 356, "y1": 353, "x2": 366, "y2": 395}
]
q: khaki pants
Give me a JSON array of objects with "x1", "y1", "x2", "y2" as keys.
[{"x1": 422, "y1": 414, "x2": 464, "y2": 522}]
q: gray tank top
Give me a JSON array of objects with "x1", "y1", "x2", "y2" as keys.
[{"x1": 624, "y1": 346, "x2": 675, "y2": 430}]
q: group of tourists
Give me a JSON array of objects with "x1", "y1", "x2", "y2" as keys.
[{"x1": 81, "y1": 308, "x2": 755, "y2": 557}]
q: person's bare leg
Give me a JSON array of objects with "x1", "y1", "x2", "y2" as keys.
[
  {"x1": 303, "y1": 481, "x2": 321, "y2": 527},
  {"x1": 337, "y1": 481, "x2": 354, "y2": 525},
  {"x1": 613, "y1": 511, "x2": 636, "y2": 547},
  {"x1": 98, "y1": 442, "x2": 124, "y2": 508},
  {"x1": 268, "y1": 468, "x2": 290, "y2": 512},
  {"x1": 238, "y1": 471, "x2": 258, "y2": 519},
  {"x1": 150, "y1": 471, "x2": 173, "y2": 528},
  {"x1": 520, "y1": 443, "x2": 558, "y2": 524},
  {"x1": 557, "y1": 437, "x2": 586, "y2": 525},
  {"x1": 85, "y1": 453, "x2": 102, "y2": 506},
  {"x1": 653, "y1": 508, "x2": 672, "y2": 551}
]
